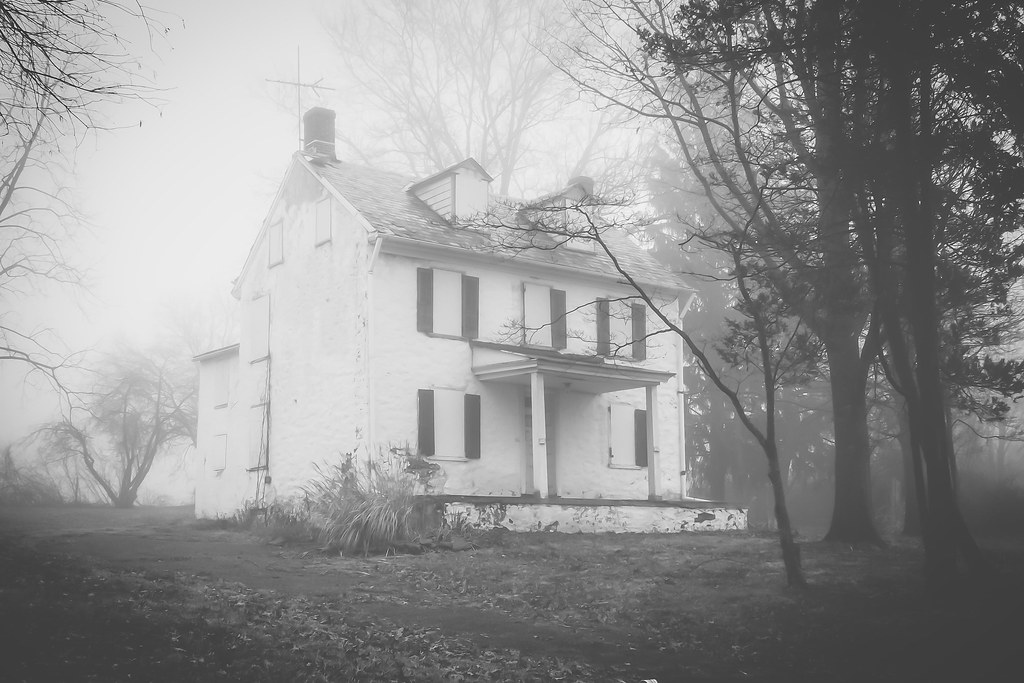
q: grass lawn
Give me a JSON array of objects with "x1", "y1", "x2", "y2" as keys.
[{"x1": 2, "y1": 506, "x2": 1022, "y2": 681}]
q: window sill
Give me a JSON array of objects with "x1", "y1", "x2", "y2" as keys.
[
  {"x1": 250, "y1": 356, "x2": 269, "y2": 365},
  {"x1": 422, "y1": 332, "x2": 471, "y2": 342},
  {"x1": 246, "y1": 466, "x2": 269, "y2": 473},
  {"x1": 608, "y1": 463, "x2": 644, "y2": 470},
  {"x1": 428, "y1": 455, "x2": 470, "y2": 463}
]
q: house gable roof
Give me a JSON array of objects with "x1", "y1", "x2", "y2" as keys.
[{"x1": 234, "y1": 153, "x2": 688, "y2": 293}]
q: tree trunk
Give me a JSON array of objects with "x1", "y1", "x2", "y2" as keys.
[
  {"x1": 766, "y1": 439, "x2": 806, "y2": 587},
  {"x1": 897, "y1": 396, "x2": 921, "y2": 536},
  {"x1": 823, "y1": 334, "x2": 880, "y2": 543}
]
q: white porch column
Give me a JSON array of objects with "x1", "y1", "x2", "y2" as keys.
[
  {"x1": 530, "y1": 371, "x2": 549, "y2": 498},
  {"x1": 646, "y1": 384, "x2": 661, "y2": 500}
]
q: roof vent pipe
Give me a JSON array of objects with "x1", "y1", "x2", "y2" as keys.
[{"x1": 303, "y1": 107, "x2": 336, "y2": 161}]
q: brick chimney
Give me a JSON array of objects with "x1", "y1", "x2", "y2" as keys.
[{"x1": 303, "y1": 107, "x2": 336, "y2": 161}]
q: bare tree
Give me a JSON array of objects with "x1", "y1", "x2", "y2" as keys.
[
  {"x1": 319, "y1": 0, "x2": 623, "y2": 196},
  {"x1": 1, "y1": 1, "x2": 159, "y2": 392},
  {"x1": 38, "y1": 345, "x2": 197, "y2": 508}
]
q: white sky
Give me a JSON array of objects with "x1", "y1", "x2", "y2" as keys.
[
  {"x1": 2, "y1": 0, "x2": 341, "y2": 440},
  {"x1": 78, "y1": 0, "x2": 337, "y2": 335}
]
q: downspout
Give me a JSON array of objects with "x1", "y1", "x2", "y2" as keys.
[
  {"x1": 366, "y1": 235, "x2": 384, "y2": 457},
  {"x1": 677, "y1": 292, "x2": 698, "y2": 498}
]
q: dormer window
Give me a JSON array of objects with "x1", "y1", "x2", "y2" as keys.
[{"x1": 408, "y1": 158, "x2": 493, "y2": 223}]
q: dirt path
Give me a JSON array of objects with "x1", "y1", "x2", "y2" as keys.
[{"x1": 0, "y1": 505, "x2": 688, "y2": 680}]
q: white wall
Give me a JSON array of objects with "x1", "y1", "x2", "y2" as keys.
[
  {"x1": 194, "y1": 350, "x2": 254, "y2": 517},
  {"x1": 196, "y1": 161, "x2": 688, "y2": 518},
  {"x1": 370, "y1": 249, "x2": 685, "y2": 500},
  {"x1": 196, "y1": 162, "x2": 372, "y2": 517}
]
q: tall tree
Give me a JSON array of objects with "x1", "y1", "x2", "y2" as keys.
[
  {"x1": 1, "y1": 1, "x2": 156, "y2": 390},
  {"x1": 856, "y1": 0, "x2": 1024, "y2": 578},
  {"x1": 320, "y1": 0, "x2": 620, "y2": 196},
  {"x1": 567, "y1": 0, "x2": 881, "y2": 542}
]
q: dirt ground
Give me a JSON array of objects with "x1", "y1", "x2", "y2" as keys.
[{"x1": 2, "y1": 504, "x2": 1023, "y2": 681}]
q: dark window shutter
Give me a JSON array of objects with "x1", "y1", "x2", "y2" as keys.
[
  {"x1": 417, "y1": 389, "x2": 435, "y2": 456},
  {"x1": 462, "y1": 274, "x2": 479, "y2": 339},
  {"x1": 634, "y1": 409, "x2": 648, "y2": 467},
  {"x1": 464, "y1": 393, "x2": 481, "y2": 459},
  {"x1": 416, "y1": 268, "x2": 433, "y2": 333},
  {"x1": 596, "y1": 299, "x2": 610, "y2": 355},
  {"x1": 631, "y1": 303, "x2": 647, "y2": 360},
  {"x1": 551, "y1": 289, "x2": 567, "y2": 350}
]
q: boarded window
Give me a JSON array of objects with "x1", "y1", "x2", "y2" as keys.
[
  {"x1": 209, "y1": 360, "x2": 229, "y2": 408},
  {"x1": 249, "y1": 296, "x2": 270, "y2": 360},
  {"x1": 315, "y1": 197, "x2": 332, "y2": 245},
  {"x1": 609, "y1": 403, "x2": 646, "y2": 467},
  {"x1": 523, "y1": 284, "x2": 567, "y2": 348},
  {"x1": 211, "y1": 433, "x2": 227, "y2": 471},
  {"x1": 416, "y1": 268, "x2": 478, "y2": 339},
  {"x1": 268, "y1": 220, "x2": 283, "y2": 266},
  {"x1": 418, "y1": 388, "x2": 481, "y2": 459},
  {"x1": 523, "y1": 283, "x2": 552, "y2": 347},
  {"x1": 597, "y1": 299, "x2": 645, "y2": 359},
  {"x1": 432, "y1": 269, "x2": 462, "y2": 336}
]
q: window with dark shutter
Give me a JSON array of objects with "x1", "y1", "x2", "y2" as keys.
[
  {"x1": 416, "y1": 268, "x2": 433, "y2": 333},
  {"x1": 462, "y1": 275, "x2": 479, "y2": 339},
  {"x1": 596, "y1": 299, "x2": 610, "y2": 355},
  {"x1": 464, "y1": 393, "x2": 481, "y2": 459},
  {"x1": 634, "y1": 409, "x2": 648, "y2": 467},
  {"x1": 417, "y1": 389, "x2": 435, "y2": 456},
  {"x1": 551, "y1": 289, "x2": 567, "y2": 349},
  {"x1": 631, "y1": 303, "x2": 647, "y2": 360}
]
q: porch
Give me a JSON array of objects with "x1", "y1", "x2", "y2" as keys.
[{"x1": 471, "y1": 342, "x2": 676, "y2": 501}]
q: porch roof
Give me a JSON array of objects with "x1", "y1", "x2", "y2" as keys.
[{"x1": 471, "y1": 342, "x2": 674, "y2": 394}]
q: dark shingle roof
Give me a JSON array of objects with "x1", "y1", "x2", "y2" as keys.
[{"x1": 309, "y1": 158, "x2": 687, "y2": 290}]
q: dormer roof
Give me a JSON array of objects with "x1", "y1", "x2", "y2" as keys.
[{"x1": 405, "y1": 158, "x2": 494, "y2": 193}]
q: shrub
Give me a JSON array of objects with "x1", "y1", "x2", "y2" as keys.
[{"x1": 303, "y1": 448, "x2": 419, "y2": 555}]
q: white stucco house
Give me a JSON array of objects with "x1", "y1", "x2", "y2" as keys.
[{"x1": 193, "y1": 107, "x2": 746, "y2": 533}]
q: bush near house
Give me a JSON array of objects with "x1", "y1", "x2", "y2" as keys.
[{"x1": 303, "y1": 450, "x2": 419, "y2": 555}]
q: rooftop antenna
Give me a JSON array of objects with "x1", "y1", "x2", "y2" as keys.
[{"x1": 266, "y1": 46, "x2": 335, "y2": 150}]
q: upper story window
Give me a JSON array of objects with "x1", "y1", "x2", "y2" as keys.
[
  {"x1": 522, "y1": 283, "x2": 567, "y2": 349},
  {"x1": 268, "y1": 220, "x2": 283, "y2": 267},
  {"x1": 418, "y1": 388, "x2": 481, "y2": 460},
  {"x1": 210, "y1": 361, "x2": 230, "y2": 409},
  {"x1": 596, "y1": 298, "x2": 647, "y2": 360},
  {"x1": 416, "y1": 267, "x2": 479, "y2": 339},
  {"x1": 315, "y1": 197, "x2": 332, "y2": 245},
  {"x1": 247, "y1": 296, "x2": 271, "y2": 361}
]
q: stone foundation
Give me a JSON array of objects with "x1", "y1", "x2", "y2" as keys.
[{"x1": 419, "y1": 496, "x2": 747, "y2": 534}]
